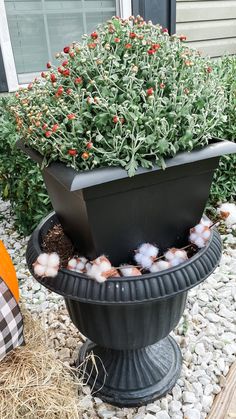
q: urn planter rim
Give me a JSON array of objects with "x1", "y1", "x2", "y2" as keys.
[
  {"x1": 26, "y1": 212, "x2": 222, "y2": 304},
  {"x1": 18, "y1": 139, "x2": 236, "y2": 191}
]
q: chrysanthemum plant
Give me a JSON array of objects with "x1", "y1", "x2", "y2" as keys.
[{"x1": 12, "y1": 16, "x2": 226, "y2": 176}]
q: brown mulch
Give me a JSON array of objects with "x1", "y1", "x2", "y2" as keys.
[{"x1": 42, "y1": 224, "x2": 75, "y2": 268}]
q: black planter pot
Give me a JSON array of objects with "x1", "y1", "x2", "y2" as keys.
[
  {"x1": 19, "y1": 140, "x2": 236, "y2": 265},
  {"x1": 26, "y1": 213, "x2": 222, "y2": 407}
]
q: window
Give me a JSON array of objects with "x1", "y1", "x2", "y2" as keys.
[{"x1": 4, "y1": 0, "x2": 120, "y2": 83}]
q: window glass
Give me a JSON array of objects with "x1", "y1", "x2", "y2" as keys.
[{"x1": 5, "y1": 0, "x2": 117, "y2": 82}]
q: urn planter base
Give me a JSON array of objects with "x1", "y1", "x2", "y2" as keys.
[
  {"x1": 26, "y1": 213, "x2": 222, "y2": 408},
  {"x1": 78, "y1": 336, "x2": 182, "y2": 407}
]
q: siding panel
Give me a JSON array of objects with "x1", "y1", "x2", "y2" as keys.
[
  {"x1": 188, "y1": 38, "x2": 236, "y2": 57},
  {"x1": 177, "y1": 19, "x2": 236, "y2": 42},
  {"x1": 177, "y1": 1, "x2": 236, "y2": 22},
  {"x1": 176, "y1": 0, "x2": 236, "y2": 56}
]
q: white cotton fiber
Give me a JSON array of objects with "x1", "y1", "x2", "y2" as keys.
[
  {"x1": 200, "y1": 217, "x2": 212, "y2": 227},
  {"x1": 218, "y1": 203, "x2": 236, "y2": 227},
  {"x1": 195, "y1": 224, "x2": 204, "y2": 234},
  {"x1": 33, "y1": 252, "x2": 60, "y2": 278},
  {"x1": 150, "y1": 260, "x2": 170, "y2": 272},
  {"x1": 138, "y1": 243, "x2": 159, "y2": 258},
  {"x1": 139, "y1": 254, "x2": 153, "y2": 269},
  {"x1": 119, "y1": 265, "x2": 142, "y2": 277},
  {"x1": 37, "y1": 253, "x2": 49, "y2": 265},
  {"x1": 34, "y1": 264, "x2": 46, "y2": 277},
  {"x1": 194, "y1": 237, "x2": 205, "y2": 248},
  {"x1": 44, "y1": 267, "x2": 59, "y2": 278},
  {"x1": 67, "y1": 258, "x2": 77, "y2": 269},
  {"x1": 47, "y1": 252, "x2": 60, "y2": 267},
  {"x1": 189, "y1": 222, "x2": 211, "y2": 248}
]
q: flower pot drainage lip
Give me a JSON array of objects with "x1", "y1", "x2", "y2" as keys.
[{"x1": 26, "y1": 212, "x2": 222, "y2": 305}]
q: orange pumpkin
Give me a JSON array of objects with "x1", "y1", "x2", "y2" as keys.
[{"x1": 0, "y1": 240, "x2": 19, "y2": 302}]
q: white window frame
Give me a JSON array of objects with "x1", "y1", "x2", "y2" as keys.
[
  {"x1": 0, "y1": 0, "x2": 132, "y2": 92},
  {"x1": 0, "y1": 0, "x2": 18, "y2": 91}
]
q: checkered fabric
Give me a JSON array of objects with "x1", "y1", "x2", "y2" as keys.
[{"x1": 0, "y1": 276, "x2": 24, "y2": 361}]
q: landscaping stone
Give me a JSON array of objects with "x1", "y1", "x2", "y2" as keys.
[{"x1": 1, "y1": 197, "x2": 236, "y2": 419}]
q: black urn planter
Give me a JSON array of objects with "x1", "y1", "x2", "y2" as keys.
[
  {"x1": 19, "y1": 140, "x2": 236, "y2": 265},
  {"x1": 26, "y1": 212, "x2": 222, "y2": 407}
]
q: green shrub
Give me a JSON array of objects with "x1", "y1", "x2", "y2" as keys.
[
  {"x1": 209, "y1": 56, "x2": 236, "y2": 205},
  {"x1": 0, "y1": 96, "x2": 52, "y2": 235}
]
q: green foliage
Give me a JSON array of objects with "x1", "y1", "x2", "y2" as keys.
[
  {"x1": 11, "y1": 16, "x2": 226, "y2": 176},
  {"x1": 0, "y1": 51, "x2": 235, "y2": 236},
  {"x1": 0, "y1": 97, "x2": 52, "y2": 235},
  {"x1": 209, "y1": 56, "x2": 236, "y2": 205}
]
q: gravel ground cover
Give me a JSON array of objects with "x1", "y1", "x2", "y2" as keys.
[{"x1": 0, "y1": 197, "x2": 235, "y2": 419}]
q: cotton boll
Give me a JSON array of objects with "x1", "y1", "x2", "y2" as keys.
[
  {"x1": 194, "y1": 237, "x2": 205, "y2": 248},
  {"x1": 37, "y1": 253, "x2": 49, "y2": 265},
  {"x1": 33, "y1": 252, "x2": 60, "y2": 278},
  {"x1": 94, "y1": 261, "x2": 110, "y2": 273},
  {"x1": 189, "y1": 223, "x2": 211, "y2": 248},
  {"x1": 93, "y1": 255, "x2": 112, "y2": 271},
  {"x1": 150, "y1": 260, "x2": 170, "y2": 272},
  {"x1": 85, "y1": 262, "x2": 92, "y2": 273},
  {"x1": 119, "y1": 265, "x2": 142, "y2": 277},
  {"x1": 201, "y1": 217, "x2": 212, "y2": 227},
  {"x1": 138, "y1": 254, "x2": 153, "y2": 269},
  {"x1": 165, "y1": 248, "x2": 188, "y2": 267},
  {"x1": 87, "y1": 256, "x2": 118, "y2": 282},
  {"x1": 165, "y1": 248, "x2": 187, "y2": 262},
  {"x1": 94, "y1": 255, "x2": 111, "y2": 265},
  {"x1": 75, "y1": 257, "x2": 88, "y2": 272},
  {"x1": 190, "y1": 232, "x2": 197, "y2": 241},
  {"x1": 164, "y1": 250, "x2": 175, "y2": 261},
  {"x1": 67, "y1": 258, "x2": 77, "y2": 270},
  {"x1": 87, "y1": 264, "x2": 107, "y2": 283},
  {"x1": 174, "y1": 250, "x2": 188, "y2": 260},
  {"x1": 103, "y1": 268, "x2": 120, "y2": 278},
  {"x1": 218, "y1": 203, "x2": 236, "y2": 227},
  {"x1": 202, "y1": 229, "x2": 211, "y2": 240},
  {"x1": 67, "y1": 256, "x2": 88, "y2": 273},
  {"x1": 88, "y1": 267, "x2": 107, "y2": 283},
  {"x1": 134, "y1": 252, "x2": 143, "y2": 264},
  {"x1": 34, "y1": 264, "x2": 46, "y2": 277},
  {"x1": 195, "y1": 224, "x2": 205, "y2": 234},
  {"x1": 47, "y1": 252, "x2": 60, "y2": 267},
  {"x1": 137, "y1": 243, "x2": 159, "y2": 258},
  {"x1": 44, "y1": 267, "x2": 59, "y2": 277}
]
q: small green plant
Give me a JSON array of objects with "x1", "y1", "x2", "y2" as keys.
[
  {"x1": 11, "y1": 16, "x2": 226, "y2": 176},
  {"x1": 0, "y1": 97, "x2": 52, "y2": 235}
]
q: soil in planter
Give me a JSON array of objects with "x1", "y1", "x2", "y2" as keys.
[
  {"x1": 42, "y1": 224, "x2": 75, "y2": 268},
  {"x1": 41, "y1": 223, "x2": 199, "y2": 270}
]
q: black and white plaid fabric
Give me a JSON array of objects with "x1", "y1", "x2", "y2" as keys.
[{"x1": 0, "y1": 276, "x2": 24, "y2": 361}]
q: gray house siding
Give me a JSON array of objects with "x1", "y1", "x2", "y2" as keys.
[{"x1": 176, "y1": 0, "x2": 236, "y2": 56}]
